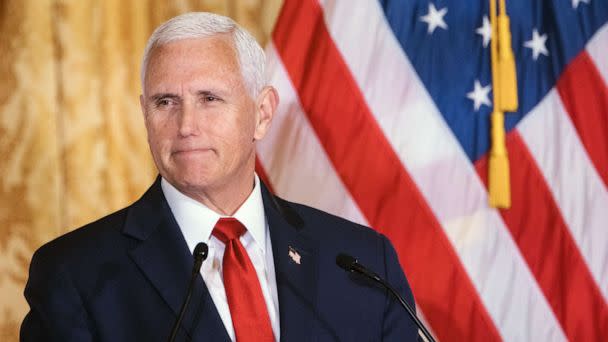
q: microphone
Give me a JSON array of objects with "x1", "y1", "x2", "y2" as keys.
[
  {"x1": 168, "y1": 242, "x2": 209, "y2": 342},
  {"x1": 336, "y1": 253, "x2": 436, "y2": 342}
]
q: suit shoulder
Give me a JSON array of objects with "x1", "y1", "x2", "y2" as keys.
[
  {"x1": 278, "y1": 197, "x2": 385, "y2": 242},
  {"x1": 33, "y1": 206, "x2": 130, "y2": 265}
]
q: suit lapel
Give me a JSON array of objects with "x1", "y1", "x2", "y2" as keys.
[
  {"x1": 262, "y1": 184, "x2": 320, "y2": 341},
  {"x1": 123, "y1": 179, "x2": 229, "y2": 341}
]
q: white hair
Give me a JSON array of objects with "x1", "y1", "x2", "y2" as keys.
[{"x1": 140, "y1": 12, "x2": 266, "y2": 97}]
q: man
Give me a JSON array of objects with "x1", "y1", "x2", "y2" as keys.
[{"x1": 21, "y1": 12, "x2": 419, "y2": 341}]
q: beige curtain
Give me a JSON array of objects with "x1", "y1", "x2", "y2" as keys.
[{"x1": 0, "y1": 0, "x2": 282, "y2": 339}]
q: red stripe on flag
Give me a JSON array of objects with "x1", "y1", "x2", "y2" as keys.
[
  {"x1": 475, "y1": 131, "x2": 608, "y2": 341},
  {"x1": 556, "y1": 51, "x2": 608, "y2": 188},
  {"x1": 272, "y1": 1, "x2": 502, "y2": 340}
]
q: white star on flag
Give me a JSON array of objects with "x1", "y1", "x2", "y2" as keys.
[
  {"x1": 524, "y1": 29, "x2": 549, "y2": 60},
  {"x1": 476, "y1": 16, "x2": 491, "y2": 48},
  {"x1": 420, "y1": 3, "x2": 448, "y2": 34},
  {"x1": 467, "y1": 80, "x2": 492, "y2": 111},
  {"x1": 572, "y1": 0, "x2": 590, "y2": 9}
]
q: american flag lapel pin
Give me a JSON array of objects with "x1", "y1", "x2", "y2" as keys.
[{"x1": 288, "y1": 246, "x2": 301, "y2": 265}]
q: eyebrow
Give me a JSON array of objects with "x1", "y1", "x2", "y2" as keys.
[
  {"x1": 149, "y1": 93, "x2": 181, "y2": 102},
  {"x1": 196, "y1": 89, "x2": 227, "y2": 98}
]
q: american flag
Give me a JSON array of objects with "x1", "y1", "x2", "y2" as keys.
[{"x1": 256, "y1": 0, "x2": 608, "y2": 340}]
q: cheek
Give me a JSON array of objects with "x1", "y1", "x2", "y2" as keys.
[
  {"x1": 231, "y1": 116, "x2": 257, "y2": 148},
  {"x1": 211, "y1": 109, "x2": 253, "y2": 143},
  {"x1": 236, "y1": 106, "x2": 259, "y2": 138},
  {"x1": 146, "y1": 119, "x2": 172, "y2": 154}
]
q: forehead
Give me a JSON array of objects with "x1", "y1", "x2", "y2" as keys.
[{"x1": 144, "y1": 35, "x2": 243, "y2": 89}]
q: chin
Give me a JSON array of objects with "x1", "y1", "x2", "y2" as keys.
[
  {"x1": 177, "y1": 174, "x2": 216, "y2": 190},
  {"x1": 162, "y1": 167, "x2": 217, "y2": 191}
]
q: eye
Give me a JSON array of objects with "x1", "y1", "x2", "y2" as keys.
[
  {"x1": 199, "y1": 91, "x2": 223, "y2": 104},
  {"x1": 155, "y1": 97, "x2": 176, "y2": 108},
  {"x1": 203, "y1": 95, "x2": 219, "y2": 102}
]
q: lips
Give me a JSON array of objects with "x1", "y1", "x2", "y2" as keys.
[{"x1": 171, "y1": 147, "x2": 214, "y2": 157}]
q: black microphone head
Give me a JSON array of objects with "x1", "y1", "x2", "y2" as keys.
[
  {"x1": 336, "y1": 253, "x2": 357, "y2": 271},
  {"x1": 193, "y1": 242, "x2": 209, "y2": 262}
]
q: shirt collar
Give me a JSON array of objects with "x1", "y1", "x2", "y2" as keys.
[{"x1": 161, "y1": 174, "x2": 267, "y2": 253}]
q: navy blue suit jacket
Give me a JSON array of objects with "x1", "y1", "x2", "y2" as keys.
[{"x1": 21, "y1": 178, "x2": 418, "y2": 341}]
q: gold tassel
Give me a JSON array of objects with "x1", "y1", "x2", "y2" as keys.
[
  {"x1": 488, "y1": 111, "x2": 511, "y2": 207},
  {"x1": 488, "y1": 0, "x2": 515, "y2": 208},
  {"x1": 497, "y1": 0, "x2": 518, "y2": 112}
]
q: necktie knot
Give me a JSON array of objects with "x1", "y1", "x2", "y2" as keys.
[{"x1": 212, "y1": 217, "x2": 246, "y2": 244}]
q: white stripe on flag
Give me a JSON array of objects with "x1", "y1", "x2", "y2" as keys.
[
  {"x1": 517, "y1": 89, "x2": 608, "y2": 302},
  {"x1": 587, "y1": 23, "x2": 608, "y2": 86},
  {"x1": 259, "y1": 44, "x2": 368, "y2": 226},
  {"x1": 319, "y1": 0, "x2": 567, "y2": 340}
]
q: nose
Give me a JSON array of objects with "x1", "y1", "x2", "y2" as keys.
[{"x1": 178, "y1": 102, "x2": 199, "y2": 137}]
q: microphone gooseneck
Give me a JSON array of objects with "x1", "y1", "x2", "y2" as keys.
[
  {"x1": 192, "y1": 242, "x2": 209, "y2": 275},
  {"x1": 336, "y1": 253, "x2": 436, "y2": 342},
  {"x1": 336, "y1": 253, "x2": 382, "y2": 282},
  {"x1": 168, "y1": 242, "x2": 209, "y2": 342}
]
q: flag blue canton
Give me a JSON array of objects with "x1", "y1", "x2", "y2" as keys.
[{"x1": 380, "y1": 0, "x2": 608, "y2": 161}]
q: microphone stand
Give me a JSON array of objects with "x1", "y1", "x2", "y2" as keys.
[
  {"x1": 336, "y1": 253, "x2": 436, "y2": 342},
  {"x1": 168, "y1": 243, "x2": 209, "y2": 342}
]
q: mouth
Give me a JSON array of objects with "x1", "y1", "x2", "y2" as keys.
[{"x1": 172, "y1": 148, "x2": 214, "y2": 157}]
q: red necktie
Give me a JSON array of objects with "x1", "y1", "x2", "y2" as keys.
[{"x1": 212, "y1": 218, "x2": 274, "y2": 342}]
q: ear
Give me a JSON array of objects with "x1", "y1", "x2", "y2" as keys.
[{"x1": 253, "y1": 86, "x2": 279, "y2": 141}]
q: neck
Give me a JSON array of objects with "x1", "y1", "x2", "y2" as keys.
[
  {"x1": 176, "y1": 165, "x2": 256, "y2": 216},
  {"x1": 194, "y1": 177, "x2": 255, "y2": 216}
]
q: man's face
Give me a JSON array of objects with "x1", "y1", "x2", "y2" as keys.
[{"x1": 141, "y1": 35, "x2": 272, "y2": 197}]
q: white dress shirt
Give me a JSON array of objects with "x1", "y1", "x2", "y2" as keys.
[{"x1": 161, "y1": 175, "x2": 280, "y2": 341}]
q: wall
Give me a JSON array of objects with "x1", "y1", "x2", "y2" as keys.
[{"x1": 0, "y1": 0, "x2": 282, "y2": 339}]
